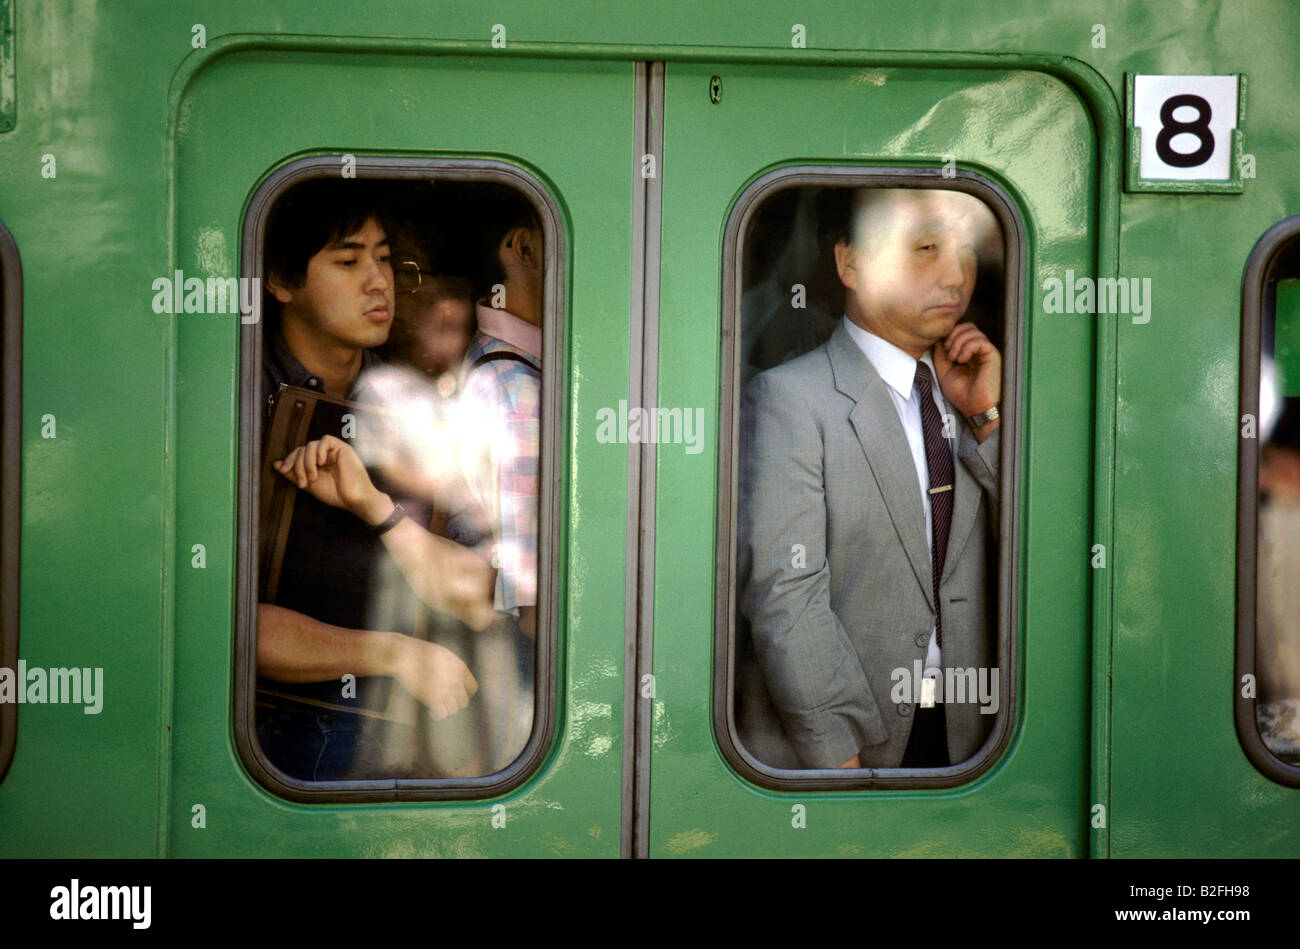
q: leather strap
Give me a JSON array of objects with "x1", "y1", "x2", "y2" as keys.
[{"x1": 469, "y1": 350, "x2": 535, "y2": 371}]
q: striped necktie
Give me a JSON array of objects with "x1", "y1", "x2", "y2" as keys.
[{"x1": 914, "y1": 361, "x2": 954, "y2": 647}]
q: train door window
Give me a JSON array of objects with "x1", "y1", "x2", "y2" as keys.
[
  {"x1": 1238, "y1": 216, "x2": 1300, "y2": 786},
  {"x1": 0, "y1": 219, "x2": 19, "y2": 784},
  {"x1": 720, "y1": 170, "x2": 1019, "y2": 784},
  {"x1": 236, "y1": 162, "x2": 558, "y2": 798}
]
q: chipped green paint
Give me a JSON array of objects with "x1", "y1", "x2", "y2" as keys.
[
  {"x1": 662, "y1": 829, "x2": 718, "y2": 854},
  {"x1": 0, "y1": 0, "x2": 13, "y2": 132}
]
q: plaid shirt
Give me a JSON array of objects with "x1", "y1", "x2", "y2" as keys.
[{"x1": 450, "y1": 306, "x2": 541, "y2": 613}]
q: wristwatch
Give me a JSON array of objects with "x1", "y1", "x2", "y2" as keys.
[
  {"x1": 369, "y1": 502, "x2": 407, "y2": 535},
  {"x1": 966, "y1": 405, "x2": 1000, "y2": 428}
]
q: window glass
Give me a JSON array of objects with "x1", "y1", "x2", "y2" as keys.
[
  {"x1": 731, "y1": 183, "x2": 1009, "y2": 774},
  {"x1": 252, "y1": 177, "x2": 543, "y2": 783},
  {"x1": 1250, "y1": 238, "x2": 1300, "y2": 767}
]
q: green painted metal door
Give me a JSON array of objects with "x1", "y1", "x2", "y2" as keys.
[
  {"x1": 648, "y1": 60, "x2": 1101, "y2": 856},
  {"x1": 170, "y1": 49, "x2": 633, "y2": 856}
]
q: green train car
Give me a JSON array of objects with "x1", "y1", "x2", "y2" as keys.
[{"x1": 1, "y1": 0, "x2": 1297, "y2": 860}]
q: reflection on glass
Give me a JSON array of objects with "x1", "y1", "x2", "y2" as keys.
[
  {"x1": 734, "y1": 186, "x2": 1006, "y2": 772},
  {"x1": 1256, "y1": 275, "x2": 1300, "y2": 764},
  {"x1": 254, "y1": 179, "x2": 541, "y2": 781}
]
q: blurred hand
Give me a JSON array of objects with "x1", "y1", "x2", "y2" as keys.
[
  {"x1": 394, "y1": 638, "x2": 479, "y2": 720},
  {"x1": 1261, "y1": 445, "x2": 1300, "y2": 502}
]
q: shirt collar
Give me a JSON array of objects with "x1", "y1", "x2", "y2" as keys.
[
  {"x1": 841, "y1": 315, "x2": 937, "y2": 399},
  {"x1": 266, "y1": 329, "x2": 381, "y2": 399},
  {"x1": 475, "y1": 303, "x2": 541, "y2": 361},
  {"x1": 266, "y1": 330, "x2": 317, "y2": 389}
]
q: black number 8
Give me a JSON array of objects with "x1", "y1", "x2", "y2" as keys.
[{"x1": 1155, "y1": 94, "x2": 1214, "y2": 168}]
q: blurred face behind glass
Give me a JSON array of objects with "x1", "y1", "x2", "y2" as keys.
[
  {"x1": 390, "y1": 247, "x2": 430, "y2": 349},
  {"x1": 411, "y1": 295, "x2": 475, "y2": 378},
  {"x1": 835, "y1": 189, "x2": 985, "y2": 358},
  {"x1": 392, "y1": 246, "x2": 476, "y2": 378}
]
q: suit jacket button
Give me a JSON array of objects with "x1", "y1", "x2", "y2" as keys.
[
  {"x1": 897, "y1": 702, "x2": 913, "y2": 716},
  {"x1": 914, "y1": 631, "x2": 929, "y2": 648}
]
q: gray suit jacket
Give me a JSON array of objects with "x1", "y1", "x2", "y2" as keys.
[{"x1": 736, "y1": 322, "x2": 999, "y2": 769}]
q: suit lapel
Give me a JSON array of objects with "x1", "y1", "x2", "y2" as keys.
[{"x1": 827, "y1": 324, "x2": 934, "y2": 611}]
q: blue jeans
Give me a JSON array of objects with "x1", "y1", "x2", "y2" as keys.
[{"x1": 256, "y1": 703, "x2": 359, "y2": 782}]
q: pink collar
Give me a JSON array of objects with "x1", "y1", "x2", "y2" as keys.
[{"x1": 476, "y1": 303, "x2": 541, "y2": 359}]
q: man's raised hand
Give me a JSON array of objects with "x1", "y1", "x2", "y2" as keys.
[{"x1": 933, "y1": 321, "x2": 1001, "y2": 425}]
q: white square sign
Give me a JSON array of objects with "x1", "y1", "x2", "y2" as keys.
[{"x1": 1133, "y1": 75, "x2": 1238, "y2": 181}]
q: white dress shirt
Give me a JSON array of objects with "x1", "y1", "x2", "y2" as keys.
[{"x1": 841, "y1": 316, "x2": 955, "y2": 680}]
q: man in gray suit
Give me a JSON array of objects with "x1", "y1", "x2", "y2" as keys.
[{"x1": 737, "y1": 187, "x2": 1001, "y2": 770}]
